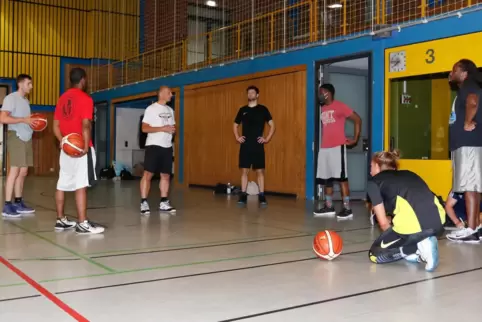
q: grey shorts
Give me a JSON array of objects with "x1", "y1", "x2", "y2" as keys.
[
  {"x1": 452, "y1": 146, "x2": 482, "y2": 193},
  {"x1": 316, "y1": 145, "x2": 348, "y2": 183}
]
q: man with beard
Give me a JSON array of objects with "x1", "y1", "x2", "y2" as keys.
[
  {"x1": 446, "y1": 59, "x2": 482, "y2": 243},
  {"x1": 233, "y1": 86, "x2": 275, "y2": 206}
]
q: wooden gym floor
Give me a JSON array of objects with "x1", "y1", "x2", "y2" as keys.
[{"x1": 1, "y1": 177, "x2": 481, "y2": 321}]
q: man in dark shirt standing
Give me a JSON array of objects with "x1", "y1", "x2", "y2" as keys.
[
  {"x1": 233, "y1": 86, "x2": 275, "y2": 205},
  {"x1": 446, "y1": 59, "x2": 482, "y2": 243}
]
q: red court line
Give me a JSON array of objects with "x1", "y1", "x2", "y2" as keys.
[{"x1": 0, "y1": 256, "x2": 89, "y2": 322}]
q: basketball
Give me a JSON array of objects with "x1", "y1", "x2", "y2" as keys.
[
  {"x1": 61, "y1": 133, "x2": 85, "y2": 157},
  {"x1": 30, "y1": 113, "x2": 48, "y2": 132},
  {"x1": 313, "y1": 230, "x2": 343, "y2": 260}
]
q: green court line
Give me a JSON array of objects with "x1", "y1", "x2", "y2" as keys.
[
  {"x1": 0, "y1": 248, "x2": 314, "y2": 288},
  {"x1": 11, "y1": 232, "x2": 311, "y2": 261},
  {"x1": 8, "y1": 222, "x2": 116, "y2": 273}
]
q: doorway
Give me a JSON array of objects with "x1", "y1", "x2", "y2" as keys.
[
  {"x1": 0, "y1": 84, "x2": 10, "y2": 177},
  {"x1": 114, "y1": 95, "x2": 176, "y2": 175},
  {"x1": 93, "y1": 101, "x2": 109, "y2": 173},
  {"x1": 314, "y1": 55, "x2": 372, "y2": 200}
]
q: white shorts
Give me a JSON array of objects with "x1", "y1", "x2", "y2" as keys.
[
  {"x1": 57, "y1": 147, "x2": 97, "y2": 192},
  {"x1": 316, "y1": 145, "x2": 348, "y2": 183}
]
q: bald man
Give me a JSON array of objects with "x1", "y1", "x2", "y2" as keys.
[{"x1": 139, "y1": 86, "x2": 176, "y2": 215}]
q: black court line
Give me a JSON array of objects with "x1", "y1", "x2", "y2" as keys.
[
  {"x1": 91, "y1": 234, "x2": 311, "y2": 258},
  {"x1": 90, "y1": 226, "x2": 373, "y2": 259},
  {"x1": 6, "y1": 226, "x2": 373, "y2": 262},
  {"x1": 53, "y1": 249, "x2": 367, "y2": 296},
  {"x1": 0, "y1": 294, "x2": 42, "y2": 302},
  {"x1": 218, "y1": 264, "x2": 482, "y2": 321}
]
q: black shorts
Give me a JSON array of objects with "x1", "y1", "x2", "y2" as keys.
[
  {"x1": 144, "y1": 145, "x2": 173, "y2": 175},
  {"x1": 239, "y1": 142, "x2": 265, "y2": 170}
]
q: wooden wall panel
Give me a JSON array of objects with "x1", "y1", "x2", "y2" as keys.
[
  {"x1": 31, "y1": 113, "x2": 60, "y2": 176},
  {"x1": 184, "y1": 69, "x2": 306, "y2": 197}
]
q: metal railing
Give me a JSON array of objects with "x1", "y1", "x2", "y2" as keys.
[{"x1": 91, "y1": 0, "x2": 482, "y2": 92}]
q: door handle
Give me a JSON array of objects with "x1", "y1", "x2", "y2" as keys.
[{"x1": 362, "y1": 138, "x2": 369, "y2": 152}]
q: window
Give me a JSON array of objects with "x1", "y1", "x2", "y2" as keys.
[{"x1": 389, "y1": 72, "x2": 455, "y2": 160}]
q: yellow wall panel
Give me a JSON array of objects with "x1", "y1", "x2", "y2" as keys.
[
  {"x1": 386, "y1": 31, "x2": 482, "y2": 79},
  {"x1": 0, "y1": 0, "x2": 13, "y2": 51},
  {"x1": 0, "y1": 0, "x2": 138, "y2": 106},
  {"x1": 92, "y1": 13, "x2": 139, "y2": 60},
  {"x1": 11, "y1": 54, "x2": 59, "y2": 105}
]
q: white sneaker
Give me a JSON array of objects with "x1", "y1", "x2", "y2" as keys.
[
  {"x1": 447, "y1": 227, "x2": 472, "y2": 240},
  {"x1": 75, "y1": 220, "x2": 105, "y2": 234},
  {"x1": 417, "y1": 236, "x2": 439, "y2": 272},
  {"x1": 404, "y1": 252, "x2": 421, "y2": 263},
  {"x1": 140, "y1": 201, "x2": 150, "y2": 215},
  {"x1": 159, "y1": 200, "x2": 176, "y2": 213}
]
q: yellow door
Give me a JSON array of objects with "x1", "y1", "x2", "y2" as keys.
[{"x1": 384, "y1": 32, "x2": 482, "y2": 198}]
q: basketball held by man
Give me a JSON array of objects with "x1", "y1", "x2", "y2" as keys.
[{"x1": 53, "y1": 67, "x2": 104, "y2": 234}]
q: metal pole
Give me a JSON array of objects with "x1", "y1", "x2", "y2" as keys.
[{"x1": 251, "y1": 0, "x2": 255, "y2": 58}]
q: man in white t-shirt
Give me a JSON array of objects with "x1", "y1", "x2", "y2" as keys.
[{"x1": 139, "y1": 86, "x2": 176, "y2": 214}]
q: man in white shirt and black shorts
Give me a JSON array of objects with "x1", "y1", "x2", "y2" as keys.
[{"x1": 140, "y1": 86, "x2": 176, "y2": 214}]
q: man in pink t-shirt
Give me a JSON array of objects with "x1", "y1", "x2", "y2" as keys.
[{"x1": 314, "y1": 83, "x2": 361, "y2": 219}]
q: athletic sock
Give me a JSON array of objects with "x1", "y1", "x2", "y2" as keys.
[
  {"x1": 14, "y1": 197, "x2": 22, "y2": 203},
  {"x1": 141, "y1": 198, "x2": 148, "y2": 203},
  {"x1": 325, "y1": 195, "x2": 333, "y2": 208},
  {"x1": 259, "y1": 192, "x2": 264, "y2": 196},
  {"x1": 160, "y1": 197, "x2": 168, "y2": 202},
  {"x1": 5, "y1": 201, "x2": 11, "y2": 205},
  {"x1": 343, "y1": 196, "x2": 350, "y2": 209}
]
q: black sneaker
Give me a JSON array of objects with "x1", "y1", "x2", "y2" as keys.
[
  {"x1": 258, "y1": 194, "x2": 267, "y2": 206},
  {"x1": 54, "y1": 217, "x2": 77, "y2": 230},
  {"x1": 238, "y1": 193, "x2": 247, "y2": 205},
  {"x1": 313, "y1": 205, "x2": 336, "y2": 216},
  {"x1": 337, "y1": 208, "x2": 353, "y2": 220}
]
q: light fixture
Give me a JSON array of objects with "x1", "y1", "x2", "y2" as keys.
[
  {"x1": 206, "y1": 0, "x2": 217, "y2": 7},
  {"x1": 328, "y1": 3, "x2": 342, "y2": 8}
]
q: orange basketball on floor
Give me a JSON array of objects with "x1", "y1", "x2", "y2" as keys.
[
  {"x1": 30, "y1": 113, "x2": 48, "y2": 132},
  {"x1": 62, "y1": 133, "x2": 85, "y2": 157},
  {"x1": 313, "y1": 230, "x2": 343, "y2": 261}
]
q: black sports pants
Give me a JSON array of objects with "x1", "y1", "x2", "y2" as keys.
[{"x1": 368, "y1": 227, "x2": 442, "y2": 264}]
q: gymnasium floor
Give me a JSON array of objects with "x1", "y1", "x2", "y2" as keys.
[{"x1": 1, "y1": 178, "x2": 481, "y2": 322}]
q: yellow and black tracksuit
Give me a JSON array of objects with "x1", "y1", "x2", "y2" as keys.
[{"x1": 367, "y1": 170, "x2": 446, "y2": 264}]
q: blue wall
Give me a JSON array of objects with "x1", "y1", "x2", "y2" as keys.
[{"x1": 92, "y1": 10, "x2": 482, "y2": 199}]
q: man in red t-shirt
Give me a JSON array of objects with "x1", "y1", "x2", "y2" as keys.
[
  {"x1": 314, "y1": 83, "x2": 361, "y2": 219},
  {"x1": 52, "y1": 68, "x2": 104, "y2": 234}
]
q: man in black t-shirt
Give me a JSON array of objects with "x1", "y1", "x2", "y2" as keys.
[
  {"x1": 233, "y1": 86, "x2": 275, "y2": 205},
  {"x1": 446, "y1": 59, "x2": 482, "y2": 243}
]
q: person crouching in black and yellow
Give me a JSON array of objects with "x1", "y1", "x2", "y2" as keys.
[{"x1": 366, "y1": 150, "x2": 445, "y2": 272}]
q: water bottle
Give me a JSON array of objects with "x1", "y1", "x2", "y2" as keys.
[{"x1": 227, "y1": 183, "x2": 231, "y2": 195}]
